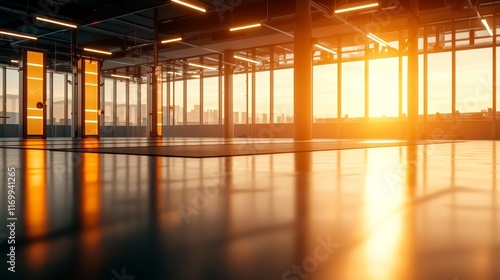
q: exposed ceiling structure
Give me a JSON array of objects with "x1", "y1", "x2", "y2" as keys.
[{"x1": 0, "y1": 0, "x2": 498, "y2": 78}]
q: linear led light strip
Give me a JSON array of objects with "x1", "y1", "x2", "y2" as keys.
[
  {"x1": 334, "y1": 2, "x2": 378, "y2": 14},
  {"x1": 27, "y1": 62, "x2": 43, "y2": 67},
  {"x1": 0, "y1": 30, "x2": 37, "y2": 40},
  {"x1": 188, "y1": 62, "x2": 217, "y2": 71},
  {"x1": 84, "y1": 48, "x2": 112, "y2": 55},
  {"x1": 230, "y1": 23, "x2": 261, "y2": 32},
  {"x1": 234, "y1": 55, "x2": 261, "y2": 65},
  {"x1": 171, "y1": 0, "x2": 206, "y2": 12},
  {"x1": 27, "y1": 116, "x2": 43, "y2": 119},
  {"x1": 167, "y1": 71, "x2": 183, "y2": 77},
  {"x1": 314, "y1": 44, "x2": 337, "y2": 55},
  {"x1": 161, "y1": 37, "x2": 182, "y2": 44},
  {"x1": 36, "y1": 16, "x2": 77, "y2": 28},
  {"x1": 111, "y1": 74, "x2": 131, "y2": 79},
  {"x1": 481, "y1": 18, "x2": 493, "y2": 37},
  {"x1": 367, "y1": 32, "x2": 390, "y2": 47},
  {"x1": 28, "y1": 77, "x2": 43, "y2": 81}
]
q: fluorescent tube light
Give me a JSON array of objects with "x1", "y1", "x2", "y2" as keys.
[
  {"x1": 233, "y1": 55, "x2": 261, "y2": 65},
  {"x1": 481, "y1": 18, "x2": 493, "y2": 37},
  {"x1": 36, "y1": 16, "x2": 77, "y2": 28},
  {"x1": 111, "y1": 74, "x2": 131, "y2": 79},
  {"x1": 161, "y1": 37, "x2": 182, "y2": 44},
  {"x1": 230, "y1": 23, "x2": 261, "y2": 32},
  {"x1": 171, "y1": 0, "x2": 206, "y2": 12},
  {"x1": 84, "y1": 48, "x2": 112, "y2": 55},
  {"x1": 167, "y1": 71, "x2": 183, "y2": 77},
  {"x1": 10, "y1": 60, "x2": 19, "y2": 64},
  {"x1": 367, "y1": 32, "x2": 389, "y2": 46},
  {"x1": 335, "y1": 2, "x2": 378, "y2": 14},
  {"x1": 0, "y1": 30, "x2": 37, "y2": 40},
  {"x1": 188, "y1": 62, "x2": 217, "y2": 71},
  {"x1": 314, "y1": 44, "x2": 337, "y2": 55}
]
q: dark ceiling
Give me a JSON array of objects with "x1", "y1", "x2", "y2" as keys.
[{"x1": 0, "y1": 0, "x2": 498, "y2": 77}]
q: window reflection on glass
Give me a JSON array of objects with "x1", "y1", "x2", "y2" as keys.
[
  {"x1": 186, "y1": 77, "x2": 200, "y2": 125},
  {"x1": 342, "y1": 60, "x2": 365, "y2": 120},
  {"x1": 255, "y1": 71, "x2": 270, "y2": 124},
  {"x1": 129, "y1": 82, "x2": 138, "y2": 126},
  {"x1": 141, "y1": 82, "x2": 147, "y2": 126},
  {"x1": 26, "y1": 51, "x2": 45, "y2": 135},
  {"x1": 274, "y1": 68, "x2": 293, "y2": 123},
  {"x1": 313, "y1": 64, "x2": 337, "y2": 122},
  {"x1": 6, "y1": 68, "x2": 19, "y2": 124},
  {"x1": 67, "y1": 74, "x2": 73, "y2": 126},
  {"x1": 173, "y1": 80, "x2": 184, "y2": 125},
  {"x1": 456, "y1": 48, "x2": 492, "y2": 116},
  {"x1": 497, "y1": 47, "x2": 500, "y2": 115},
  {"x1": 233, "y1": 73, "x2": 247, "y2": 124},
  {"x1": 401, "y1": 55, "x2": 424, "y2": 117},
  {"x1": 53, "y1": 73, "x2": 65, "y2": 125},
  {"x1": 0, "y1": 67, "x2": 4, "y2": 124},
  {"x1": 203, "y1": 76, "x2": 219, "y2": 124},
  {"x1": 369, "y1": 58, "x2": 398, "y2": 118},
  {"x1": 104, "y1": 78, "x2": 114, "y2": 126},
  {"x1": 116, "y1": 80, "x2": 126, "y2": 126},
  {"x1": 428, "y1": 52, "x2": 452, "y2": 116}
]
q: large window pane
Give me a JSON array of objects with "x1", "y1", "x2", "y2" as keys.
[
  {"x1": 497, "y1": 47, "x2": 500, "y2": 115},
  {"x1": 255, "y1": 71, "x2": 270, "y2": 123},
  {"x1": 129, "y1": 82, "x2": 137, "y2": 126},
  {"x1": 141, "y1": 82, "x2": 147, "y2": 126},
  {"x1": 186, "y1": 78, "x2": 200, "y2": 125},
  {"x1": 402, "y1": 55, "x2": 425, "y2": 117},
  {"x1": 53, "y1": 73, "x2": 65, "y2": 125},
  {"x1": 6, "y1": 68, "x2": 19, "y2": 124},
  {"x1": 116, "y1": 80, "x2": 126, "y2": 126},
  {"x1": 104, "y1": 78, "x2": 114, "y2": 125},
  {"x1": 233, "y1": 73, "x2": 247, "y2": 124},
  {"x1": 0, "y1": 67, "x2": 4, "y2": 124},
  {"x1": 313, "y1": 64, "x2": 337, "y2": 122},
  {"x1": 428, "y1": 52, "x2": 452, "y2": 116},
  {"x1": 342, "y1": 60, "x2": 365, "y2": 119},
  {"x1": 456, "y1": 48, "x2": 492, "y2": 115},
  {"x1": 203, "y1": 76, "x2": 219, "y2": 124},
  {"x1": 173, "y1": 80, "x2": 184, "y2": 125},
  {"x1": 274, "y1": 68, "x2": 293, "y2": 123},
  {"x1": 68, "y1": 74, "x2": 72, "y2": 125},
  {"x1": 369, "y1": 58, "x2": 398, "y2": 118}
]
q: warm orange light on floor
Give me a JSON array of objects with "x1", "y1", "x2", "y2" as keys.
[
  {"x1": 81, "y1": 152, "x2": 101, "y2": 227},
  {"x1": 25, "y1": 51, "x2": 45, "y2": 136},
  {"x1": 24, "y1": 148, "x2": 47, "y2": 238},
  {"x1": 84, "y1": 60, "x2": 99, "y2": 136}
]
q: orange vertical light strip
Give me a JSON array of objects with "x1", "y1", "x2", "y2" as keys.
[
  {"x1": 25, "y1": 51, "x2": 45, "y2": 136},
  {"x1": 84, "y1": 60, "x2": 99, "y2": 136},
  {"x1": 156, "y1": 66, "x2": 163, "y2": 136}
]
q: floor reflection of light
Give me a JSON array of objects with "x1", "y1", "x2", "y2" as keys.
[
  {"x1": 364, "y1": 148, "x2": 404, "y2": 280},
  {"x1": 361, "y1": 140, "x2": 403, "y2": 144},
  {"x1": 25, "y1": 148, "x2": 47, "y2": 237},
  {"x1": 81, "y1": 153, "x2": 101, "y2": 227},
  {"x1": 79, "y1": 151, "x2": 103, "y2": 276},
  {"x1": 24, "y1": 147, "x2": 48, "y2": 270}
]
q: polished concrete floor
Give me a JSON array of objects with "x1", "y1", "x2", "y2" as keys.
[{"x1": 0, "y1": 138, "x2": 499, "y2": 280}]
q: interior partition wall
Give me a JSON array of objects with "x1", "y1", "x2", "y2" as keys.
[{"x1": 21, "y1": 50, "x2": 47, "y2": 139}]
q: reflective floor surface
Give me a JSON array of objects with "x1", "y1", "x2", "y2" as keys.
[{"x1": 0, "y1": 139, "x2": 499, "y2": 280}]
